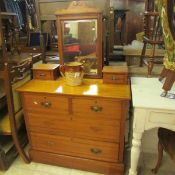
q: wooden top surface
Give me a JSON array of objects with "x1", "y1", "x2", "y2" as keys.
[
  {"x1": 32, "y1": 64, "x2": 60, "y2": 70},
  {"x1": 17, "y1": 78, "x2": 131, "y2": 100},
  {"x1": 102, "y1": 66, "x2": 128, "y2": 74}
]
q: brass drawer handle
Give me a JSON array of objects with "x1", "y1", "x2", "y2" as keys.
[
  {"x1": 90, "y1": 105, "x2": 103, "y2": 112},
  {"x1": 40, "y1": 101, "x2": 52, "y2": 108},
  {"x1": 90, "y1": 148, "x2": 102, "y2": 154}
]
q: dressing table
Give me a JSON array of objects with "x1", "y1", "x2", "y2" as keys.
[{"x1": 129, "y1": 77, "x2": 175, "y2": 175}]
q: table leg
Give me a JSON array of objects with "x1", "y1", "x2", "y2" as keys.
[{"x1": 129, "y1": 131, "x2": 143, "y2": 175}]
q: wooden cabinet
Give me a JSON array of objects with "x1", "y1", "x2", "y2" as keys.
[{"x1": 17, "y1": 78, "x2": 130, "y2": 175}]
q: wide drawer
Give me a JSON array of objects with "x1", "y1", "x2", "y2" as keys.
[
  {"x1": 22, "y1": 93, "x2": 69, "y2": 114},
  {"x1": 26, "y1": 112, "x2": 120, "y2": 142},
  {"x1": 149, "y1": 111, "x2": 175, "y2": 125},
  {"x1": 30, "y1": 132, "x2": 119, "y2": 162},
  {"x1": 72, "y1": 98, "x2": 122, "y2": 120}
]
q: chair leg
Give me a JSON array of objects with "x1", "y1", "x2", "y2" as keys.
[
  {"x1": 147, "y1": 44, "x2": 156, "y2": 76},
  {"x1": 140, "y1": 42, "x2": 147, "y2": 67},
  {"x1": 147, "y1": 59, "x2": 154, "y2": 77},
  {"x1": 151, "y1": 140, "x2": 163, "y2": 174}
]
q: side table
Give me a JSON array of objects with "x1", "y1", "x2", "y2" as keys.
[{"x1": 129, "y1": 77, "x2": 175, "y2": 175}]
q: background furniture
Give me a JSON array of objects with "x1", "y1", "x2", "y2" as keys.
[
  {"x1": 17, "y1": 78, "x2": 130, "y2": 175},
  {"x1": 55, "y1": 1, "x2": 103, "y2": 78},
  {"x1": 0, "y1": 60, "x2": 32, "y2": 170},
  {"x1": 107, "y1": 0, "x2": 145, "y2": 62},
  {"x1": 129, "y1": 77, "x2": 175, "y2": 175},
  {"x1": 123, "y1": 47, "x2": 165, "y2": 66},
  {"x1": 140, "y1": 8, "x2": 163, "y2": 76}
]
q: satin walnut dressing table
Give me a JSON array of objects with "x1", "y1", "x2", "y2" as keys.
[{"x1": 17, "y1": 78, "x2": 130, "y2": 175}]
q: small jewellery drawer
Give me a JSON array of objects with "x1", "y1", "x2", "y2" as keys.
[
  {"x1": 103, "y1": 73, "x2": 128, "y2": 84},
  {"x1": 33, "y1": 70, "x2": 52, "y2": 80},
  {"x1": 22, "y1": 93, "x2": 69, "y2": 114},
  {"x1": 72, "y1": 98, "x2": 122, "y2": 120},
  {"x1": 102, "y1": 65, "x2": 128, "y2": 84},
  {"x1": 30, "y1": 132, "x2": 119, "y2": 162},
  {"x1": 33, "y1": 64, "x2": 59, "y2": 80}
]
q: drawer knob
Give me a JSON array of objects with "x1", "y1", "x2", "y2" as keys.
[
  {"x1": 90, "y1": 105, "x2": 102, "y2": 112},
  {"x1": 39, "y1": 73, "x2": 46, "y2": 77},
  {"x1": 40, "y1": 101, "x2": 52, "y2": 108},
  {"x1": 90, "y1": 148, "x2": 102, "y2": 154},
  {"x1": 47, "y1": 141, "x2": 54, "y2": 146},
  {"x1": 111, "y1": 76, "x2": 117, "y2": 80}
]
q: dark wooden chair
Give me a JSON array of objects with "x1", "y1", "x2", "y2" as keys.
[
  {"x1": 0, "y1": 59, "x2": 32, "y2": 170},
  {"x1": 140, "y1": 1, "x2": 164, "y2": 76}
]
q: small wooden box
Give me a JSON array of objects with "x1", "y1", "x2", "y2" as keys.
[
  {"x1": 102, "y1": 65, "x2": 128, "y2": 84},
  {"x1": 33, "y1": 64, "x2": 59, "y2": 80}
]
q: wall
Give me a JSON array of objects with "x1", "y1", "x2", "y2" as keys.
[{"x1": 37, "y1": 0, "x2": 144, "y2": 44}]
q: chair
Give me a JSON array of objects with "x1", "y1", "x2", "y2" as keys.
[
  {"x1": 140, "y1": 1, "x2": 164, "y2": 76},
  {"x1": 0, "y1": 59, "x2": 32, "y2": 170}
]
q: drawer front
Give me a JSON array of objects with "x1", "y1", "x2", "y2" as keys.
[
  {"x1": 23, "y1": 94, "x2": 69, "y2": 114},
  {"x1": 30, "y1": 132, "x2": 119, "y2": 162},
  {"x1": 26, "y1": 112, "x2": 71, "y2": 135},
  {"x1": 103, "y1": 73, "x2": 127, "y2": 84},
  {"x1": 33, "y1": 70, "x2": 52, "y2": 80},
  {"x1": 72, "y1": 119, "x2": 120, "y2": 142},
  {"x1": 26, "y1": 113, "x2": 120, "y2": 142},
  {"x1": 72, "y1": 98, "x2": 122, "y2": 120},
  {"x1": 149, "y1": 111, "x2": 175, "y2": 125}
]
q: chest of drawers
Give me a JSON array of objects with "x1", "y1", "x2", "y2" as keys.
[{"x1": 17, "y1": 78, "x2": 130, "y2": 175}]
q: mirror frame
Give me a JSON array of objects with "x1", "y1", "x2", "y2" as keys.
[{"x1": 55, "y1": 3, "x2": 103, "y2": 78}]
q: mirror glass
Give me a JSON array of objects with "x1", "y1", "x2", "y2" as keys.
[{"x1": 62, "y1": 19, "x2": 97, "y2": 76}]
